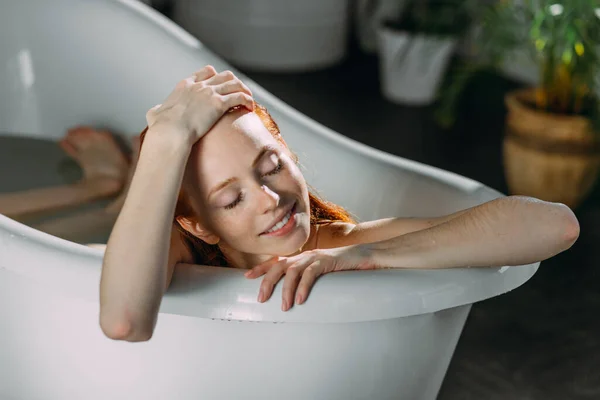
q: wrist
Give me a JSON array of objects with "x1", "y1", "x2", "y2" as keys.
[
  {"x1": 140, "y1": 128, "x2": 192, "y2": 170},
  {"x1": 342, "y1": 243, "x2": 381, "y2": 270},
  {"x1": 356, "y1": 236, "x2": 419, "y2": 270},
  {"x1": 145, "y1": 125, "x2": 193, "y2": 155}
]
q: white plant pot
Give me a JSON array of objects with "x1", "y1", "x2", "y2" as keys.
[
  {"x1": 354, "y1": 0, "x2": 408, "y2": 54},
  {"x1": 172, "y1": 0, "x2": 350, "y2": 72},
  {"x1": 376, "y1": 27, "x2": 457, "y2": 105}
]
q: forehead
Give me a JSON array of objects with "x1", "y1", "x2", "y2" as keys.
[
  {"x1": 186, "y1": 110, "x2": 280, "y2": 191},
  {"x1": 203, "y1": 110, "x2": 278, "y2": 154}
]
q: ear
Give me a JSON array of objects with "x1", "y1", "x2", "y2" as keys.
[{"x1": 175, "y1": 216, "x2": 220, "y2": 245}]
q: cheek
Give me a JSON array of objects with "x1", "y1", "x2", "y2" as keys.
[{"x1": 211, "y1": 208, "x2": 257, "y2": 240}]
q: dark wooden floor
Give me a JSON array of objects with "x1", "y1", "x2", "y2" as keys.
[{"x1": 239, "y1": 41, "x2": 600, "y2": 400}]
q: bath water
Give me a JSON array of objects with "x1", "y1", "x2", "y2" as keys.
[{"x1": 0, "y1": 135, "x2": 114, "y2": 244}]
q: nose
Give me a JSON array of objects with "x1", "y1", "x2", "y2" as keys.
[{"x1": 257, "y1": 184, "x2": 280, "y2": 213}]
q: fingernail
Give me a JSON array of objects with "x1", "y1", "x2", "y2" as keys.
[
  {"x1": 296, "y1": 294, "x2": 303, "y2": 305},
  {"x1": 282, "y1": 300, "x2": 288, "y2": 311},
  {"x1": 258, "y1": 289, "x2": 264, "y2": 303},
  {"x1": 244, "y1": 270, "x2": 251, "y2": 278}
]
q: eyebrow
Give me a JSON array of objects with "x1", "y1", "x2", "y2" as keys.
[{"x1": 208, "y1": 145, "x2": 277, "y2": 198}]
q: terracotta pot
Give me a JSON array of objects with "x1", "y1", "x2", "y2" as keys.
[{"x1": 503, "y1": 89, "x2": 600, "y2": 208}]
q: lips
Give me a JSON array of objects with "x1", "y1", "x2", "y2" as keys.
[{"x1": 260, "y1": 202, "x2": 296, "y2": 235}]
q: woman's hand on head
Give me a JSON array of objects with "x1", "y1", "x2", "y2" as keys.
[
  {"x1": 145, "y1": 65, "x2": 255, "y2": 147},
  {"x1": 244, "y1": 246, "x2": 377, "y2": 311}
]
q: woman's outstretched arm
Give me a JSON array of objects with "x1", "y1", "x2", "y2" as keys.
[
  {"x1": 247, "y1": 196, "x2": 580, "y2": 311},
  {"x1": 247, "y1": 197, "x2": 579, "y2": 310},
  {"x1": 361, "y1": 196, "x2": 579, "y2": 269}
]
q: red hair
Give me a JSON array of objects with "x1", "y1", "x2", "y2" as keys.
[{"x1": 138, "y1": 102, "x2": 355, "y2": 266}]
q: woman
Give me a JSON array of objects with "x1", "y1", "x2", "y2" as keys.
[{"x1": 99, "y1": 65, "x2": 580, "y2": 342}]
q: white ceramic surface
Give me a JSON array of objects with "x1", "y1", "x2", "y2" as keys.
[
  {"x1": 172, "y1": 0, "x2": 350, "y2": 72},
  {"x1": 377, "y1": 28, "x2": 457, "y2": 105},
  {"x1": 0, "y1": 0, "x2": 539, "y2": 399}
]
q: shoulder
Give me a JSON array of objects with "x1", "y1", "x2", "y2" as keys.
[
  {"x1": 314, "y1": 217, "x2": 440, "y2": 249},
  {"x1": 170, "y1": 224, "x2": 195, "y2": 265},
  {"x1": 313, "y1": 221, "x2": 356, "y2": 249}
]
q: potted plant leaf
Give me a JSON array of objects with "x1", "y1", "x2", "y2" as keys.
[
  {"x1": 375, "y1": 0, "x2": 473, "y2": 105},
  {"x1": 437, "y1": 0, "x2": 600, "y2": 209}
]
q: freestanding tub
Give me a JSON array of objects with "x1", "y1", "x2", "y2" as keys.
[{"x1": 0, "y1": 1, "x2": 539, "y2": 399}]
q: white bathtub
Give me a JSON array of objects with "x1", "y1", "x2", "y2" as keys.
[{"x1": 0, "y1": 1, "x2": 539, "y2": 399}]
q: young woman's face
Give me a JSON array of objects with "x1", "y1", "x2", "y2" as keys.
[{"x1": 184, "y1": 109, "x2": 311, "y2": 257}]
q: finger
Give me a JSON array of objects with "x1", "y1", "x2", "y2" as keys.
[
  {"x1": 245, "y1": 256, "x2": 279, "y2": 279},
  {"x1": 213, "y1": 80, "x2": 252, "y2": 97},
  {"x1": 193, "y1": 65, "x2": 217, "y2": 82},
  {"x1": 258, "y1": 261, "x2": 288, "y2": 303},
  {"x1": 204, "y1": 71, "x2": 252, "y2": 95},
  {"x1": 221, "y1": 92, "x2": 254, "y2": 112},
  {"x1": 296, "y1": 261, "x2": 323, "y2": 305},
  {"x1": 203, "y1": 70, "x2": 235, "y2": 86},
  {"x1": 281, "y1": 262, "x2": 306, "y2": 311}
]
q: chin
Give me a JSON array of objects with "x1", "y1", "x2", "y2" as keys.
[
  {"x1": 280, "y1": 226, "x2": 311, "y2": 256},
  {"x1": 263, "y1": 217, "x2": 311, "y2": 256}
]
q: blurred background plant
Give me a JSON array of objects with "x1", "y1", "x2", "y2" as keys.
[
  {"x1": 437, "y1": 0, "x2": 600, "y2": 130},
  {"x1": 376, "y1": 0, "x2": 476, "y2": 105},
  {"x1": 383, "y1": 0, "x2": 473, "y2": 36}
]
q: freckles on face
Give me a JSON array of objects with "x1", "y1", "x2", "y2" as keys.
[{"x1": 184, "y1": 110, "x2": 309, "y2": 248}]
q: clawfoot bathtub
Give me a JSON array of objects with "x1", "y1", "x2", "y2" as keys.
[{"x1": 0, "y1": 0, "x2": 539, "y2": 399}]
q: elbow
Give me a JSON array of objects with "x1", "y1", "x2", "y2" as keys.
[
  {"x1": 99, "y1": 313, "x2": 154, "y2": 343},
  {"x1": 557, "y1": 203, "x2": 580, "y2": 248}
]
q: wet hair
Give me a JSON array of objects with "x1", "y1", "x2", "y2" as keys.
[{"x1": 138, "y1": 102, "x2": 355, "y2": 266}]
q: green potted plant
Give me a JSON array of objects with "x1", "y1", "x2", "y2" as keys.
[
  {"x1": 375, "y1": 0, "x2": 473, "y2": 105},
  {"x1": 437, "y1": 0, "x2": 600, "y2": 209}
]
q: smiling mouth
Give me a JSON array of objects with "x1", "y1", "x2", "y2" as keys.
[{"x1": 260, "y1": 202, "x2": 297, "y2": 235}]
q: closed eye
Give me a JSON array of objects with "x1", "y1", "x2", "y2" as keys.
[
  {"x1": 263, "y1": 160, "x2": 284, "y2": 176},
  {"x1": 224, "y1": 192, "x2": 244, "y2": 210}
]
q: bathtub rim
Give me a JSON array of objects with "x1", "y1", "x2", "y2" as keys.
[{"x1": 0, "y1": 210, "x2": 539, "y2": 324}]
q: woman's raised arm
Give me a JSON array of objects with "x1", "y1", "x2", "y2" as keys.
[{"x1": 99, "y1": 66, "x2": 255, "y2": 342}]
